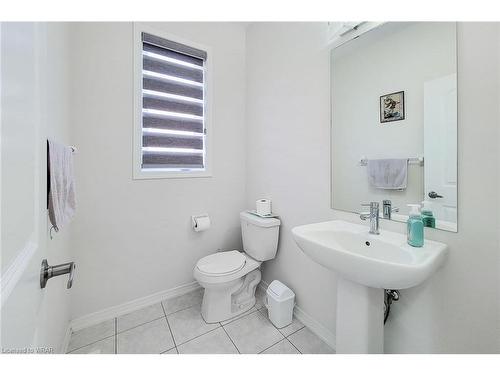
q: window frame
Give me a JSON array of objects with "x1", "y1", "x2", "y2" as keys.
[{"x1": 133, "y1": 23, "x2": 213, "y2": 179}]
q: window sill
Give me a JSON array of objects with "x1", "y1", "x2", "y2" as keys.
[
  {"x1": 133, "y1": 170, "x2": 212, "y2": 180},
  {"x1": 133, "y1": 169, "x2": 212, "y2": 180}
]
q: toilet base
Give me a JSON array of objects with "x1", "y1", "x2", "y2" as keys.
[{"x1": 201, "y1": 269, "x2": 261, "y2": 323}]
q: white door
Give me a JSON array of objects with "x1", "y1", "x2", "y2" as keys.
[
  {"x1": 423, "y1": 74, "x2": 458, "y2": 230},
  {"x1": 1, "y1": 23, "x2": 59, "y2": 353}
]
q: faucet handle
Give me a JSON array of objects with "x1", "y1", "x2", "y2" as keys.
[{"x1": 361, "y1": 202, "x2": 379, "y2": 208}]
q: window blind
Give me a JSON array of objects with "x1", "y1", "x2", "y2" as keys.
[{"x1": 141, "y1": 32, "x2": 207, "y2": 170}]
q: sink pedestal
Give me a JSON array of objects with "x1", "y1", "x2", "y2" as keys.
[
  {"x1": 336, "y1": 277, "x2": 384, "y2": 354},
  {"x1": 292, "y1": 220, "x2": 448, "y2": 353}
]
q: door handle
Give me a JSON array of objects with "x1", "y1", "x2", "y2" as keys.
[
  {"x1": 40, "y1": 259, "x2": 76, "y2": 289},
  {"x1": 428, "y1": 191, "x2": 444, "y2": 199}
]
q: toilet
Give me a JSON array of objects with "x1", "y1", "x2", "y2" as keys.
[{"x1": 193, "y1": 211, "x2": 281, "y2": 323}]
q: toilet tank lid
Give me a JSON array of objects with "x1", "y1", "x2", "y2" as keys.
[
  {"x1": 240, "y1": 211, "x2": 281, "y2": 228},
  {"x1": 267, "y1": 280, "x2": 295, "y2": 301}
]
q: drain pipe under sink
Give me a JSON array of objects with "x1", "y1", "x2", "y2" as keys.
[{"x1": 384, "y1": 289, "x2": 400, "y2": 324}]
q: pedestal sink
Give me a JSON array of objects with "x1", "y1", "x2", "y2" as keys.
[{"x1": 292, "y1": 220, "x2": 448, "y2": 354}]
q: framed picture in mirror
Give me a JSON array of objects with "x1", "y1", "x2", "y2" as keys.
[{"x1": 380, "y1": 91, "x2": 405, "y2": 123}]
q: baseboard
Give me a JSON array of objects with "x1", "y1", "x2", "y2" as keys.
[
  {"x1": 258, "y1": 280, "x2": 336, "y2": 350},
  {"x1": 293, "y1": 305, "x2": 336, "y2": 350},
  {"x1": 70, "y1": 281, "x2": 201, "y2": 332},
  {"x1": 60, "y1": 323, "x2": 72, "y2": 354}
]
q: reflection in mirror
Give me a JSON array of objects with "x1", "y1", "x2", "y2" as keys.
[{"x1": 331, "y1": 22, "x2": 457, "y2": 232}]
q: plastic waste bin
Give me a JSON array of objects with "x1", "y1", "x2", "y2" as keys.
[{"x1": 266, "y1": 280, "x2": 295, "y2": 328}]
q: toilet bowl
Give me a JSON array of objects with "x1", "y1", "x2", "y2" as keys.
[{"x1": 193, "y1": 211, "x2": 280, "y2": 323}]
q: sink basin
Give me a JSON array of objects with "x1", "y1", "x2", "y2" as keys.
[
  {"x1": 292, "y1": 220, "x2": 447, "y2": 290},
  {"x1": 292, "y1": 219, "x2": 448, "y2": 353}
]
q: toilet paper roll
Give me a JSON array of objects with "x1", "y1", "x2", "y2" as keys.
[
  {"x1": 193, "y1": 215, "x2": 211, "y2": 232},
  {"x1": 256, "y1": 199, "x2": 272, "y2": 216}
]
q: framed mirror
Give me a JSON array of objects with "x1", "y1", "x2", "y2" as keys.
[{"x1": 331, "y1": 22, "x2": 457, "y2": 232}]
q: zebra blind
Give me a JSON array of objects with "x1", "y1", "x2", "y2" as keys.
[{"x1": 141, "y1": 32, "x2": 207, "y2": 170}]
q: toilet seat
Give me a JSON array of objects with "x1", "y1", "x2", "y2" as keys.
[{"x1": 196, "y1": 250, "x2": 246, "y2": 276}]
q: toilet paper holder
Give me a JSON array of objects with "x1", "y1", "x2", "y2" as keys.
[{"x1": 192, "y1": 214, "x2": 210, "y2": 231}]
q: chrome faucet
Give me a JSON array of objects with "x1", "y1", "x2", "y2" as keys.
[
  {"x1": 360, "y1": 202, "x2": 380, "y2": 235},
  {"x1": 382, "y1": 200, "x2": 399, "y2": 220}
]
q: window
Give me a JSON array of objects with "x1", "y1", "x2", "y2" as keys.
[{"x1": 134, "y1": 26, "x2": 211, "y2": 179}]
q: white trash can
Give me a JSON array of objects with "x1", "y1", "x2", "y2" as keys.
[{"x1": 266, "y1": 280, "x2": 295, "y2": 328}]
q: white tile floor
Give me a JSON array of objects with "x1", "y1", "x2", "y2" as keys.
[{"x1": 67, "y1": 287, "x2": 335, "y2": 354}]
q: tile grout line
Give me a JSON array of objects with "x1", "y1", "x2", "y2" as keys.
[
  {"x1": 160, "y1": 347, "x2": 178, "y2": 354},
  {"x1": 71, "y1": 300, "x2": 180, "y2": 353},
  {"x1": 221, "y1": 309, "x2": 263, "y2": 331},
  {"x1": 257, "y1": 338, "x2": 288, "y2": 354},
  {"x1": 220, "y1": 323, "x2": 240, "y2": 354},
  {"x1": 160, "y1": 301, "x2": 178, "y2": 351},
  {"x1": 170, "y1": 300, "x2": 228, "y2": 349},
  {"x1": 175, "y1": 325, "x2": 221, "y2": 349},
  {"x1": 116, "y1": 299, "x2": 209, "y2": 336},
  {"x1": 253, "y1": 326, "x2": 303, "y2": 354},
  {"x1": 285, "y1": 326, "x2": 306, "y2": 354},
  {"x1": 111, "y1": 294, "x2": 207, "y2": 353},
  {"x1": 256, "y1": 307, "x2": 287, "y2": 339},
  {"x1": 164, "y1": 302, "x2": 201, "y2": 317},
  {"x1": 285, "y1": 337, "x2": 302, "y2": 354},
  {"x1": 116, "y1": 315, "x2": 166, "y2": 335},
  {"x1": 281, "y1": 324, "x2": 306, "y2": 338},
  {"x1": 179, "y1": 303, "x2": 272, "y2": 352},
  {"x1": 233, "y1": 307, "x2": 285, "y2": 354},
  {"x1": 173, "y1": 307, "x2": 263, "y2": 353},
  {"x1": 258, "y1": 307, "x2": 306, "y2": 338},
  {"x1": 220, "y1": 309, "x2": 256, "y2": 326},
  {"x1": 66, "y1": 333, "x2": 116, "y2": 353},
  {"x1": 287, "y1": 325, "x2": 306, "y2": 337}
]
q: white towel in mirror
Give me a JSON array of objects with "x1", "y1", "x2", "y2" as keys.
[{"x1": 367, "y1": 159, "x2": 408, "y2": 190}]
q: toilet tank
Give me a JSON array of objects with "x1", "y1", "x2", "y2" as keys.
[{"x1": 240, "y1": 211, "x2": 281, "y2": 261}]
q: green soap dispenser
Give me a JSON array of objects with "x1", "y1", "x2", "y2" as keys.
[
  {"x1": 407, "y1": 204, "x2": 424, "y2": 247},
  {"x1": 421, "y1": 201, "x2": 436, "y2": 228}
]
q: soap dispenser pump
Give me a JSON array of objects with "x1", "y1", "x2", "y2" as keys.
[{"x1": 407, "y1": 204, "x2": 424, "y2": 247}]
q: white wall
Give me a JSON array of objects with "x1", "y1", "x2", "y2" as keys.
[
  {"x1": 246, "y1": 22, "x2": 500, "y2": 353},
  {"x1": 332, "y1": 22, "x2": 456, "y2": 217},
  {"x1": 1, "y1": 22, "x2": 72, "y2": 353},
  {"x1": 246, "y1": 22, "x2": 338, "y2": 334},
  {"x1": 69, "y1": 22, "x2": 247, "y2": 318}
]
